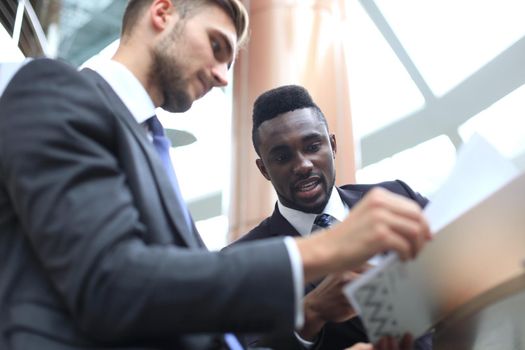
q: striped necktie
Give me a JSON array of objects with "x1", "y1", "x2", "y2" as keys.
[{"x1": 311, "y1": 213, "x2": 338, "y2": 232}]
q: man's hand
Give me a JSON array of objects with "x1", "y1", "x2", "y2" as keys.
[
  {"x1": 342, "y1": 188, "x2": 431, "y2": 263},
  {"x1": 345, "y1": 344, "x2": 374, "y2": 350},
  {"x1": 297, "y1": 187, "x2": 431, "y2": 282},
  {"x1": 298, "y1": 264, "x2": 372, "y2": 340}
]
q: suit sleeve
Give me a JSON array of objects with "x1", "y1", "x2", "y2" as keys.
[
  {"x1": 394, "y1": 179, "x2": 429, "y2": 208},
  {"x1": 0, "y1": 59, "x2": 295, "y2": 341}
]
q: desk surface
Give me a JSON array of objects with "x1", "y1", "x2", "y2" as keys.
[{"x1": 433, "y1": 272, "x2": 525, "y2": 350}]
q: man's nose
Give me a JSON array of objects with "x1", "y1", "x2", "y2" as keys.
[
  {"x1": 211, "y1": 62, "x2": 229, "y2": 87},
  {"x1": 293, "y1": 154, "x2": 313, "y2": 175}
]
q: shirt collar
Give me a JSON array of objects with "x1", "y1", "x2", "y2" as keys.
[
  {"x1": 278, "y1": 187, "x2": 349, "y2": 236},
  {"x1": 91, "y1": 60, "x2": 156, "y2": 125}
]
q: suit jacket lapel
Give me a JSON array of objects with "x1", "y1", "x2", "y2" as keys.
[
  {"x1": 337, "y1": 186, "x2": 364, "y2": 209},
  {"x1": 80, "y1": 69, "x2": 200, "y2": 248},
  {"x1": 270, "y1": 204, "x2": 302, "y2": 237}
]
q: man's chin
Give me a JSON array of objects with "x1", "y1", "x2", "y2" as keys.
[
  {"x1": 162, "y1": 99, "x2": 192, "y2": 113},
  {"x1": 291, "y1": 188, "x2": 329, "y2": 213},
  {"x1": 294, "y1": 198, "x2": 328, "y2": 214}
]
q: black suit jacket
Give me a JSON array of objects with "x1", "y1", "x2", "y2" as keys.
[
  {"x1": 0, "y1": 59, "x2": 296, "y2": 349},
  {"x1": 233, "y1": 181, "x2": 430, "y2": 350}
]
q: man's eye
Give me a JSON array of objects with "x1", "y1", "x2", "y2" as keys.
[
  {"x1": 211, "y1": 39, "x2": 221, "y2": 53},
  {"x1": 306, "y1": 143, "x2": 320, "y2": 152},
  {"x1": 274, "y1": 154, "x2": 290, "y2": 162}
]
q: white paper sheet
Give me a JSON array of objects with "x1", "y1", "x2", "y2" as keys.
[
  {"x1": 424, "y1": 134, "x2": 519, "y2": 233},
  {"x1": 344, "y1": 134, "x2": 521, "y2": 343}
]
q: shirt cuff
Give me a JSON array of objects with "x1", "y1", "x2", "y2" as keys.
[
  {"x1": 283, "y1": 236, "x2": 304, "y2": 330},
  {"x1": 294, "y1": 331, "x2": 316, "y2": 349}
]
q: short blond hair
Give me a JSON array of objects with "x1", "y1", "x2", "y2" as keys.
[
  {"x1": 214, "y1": 0, "x2": 249, "y2": 48},
  {"x1": 122, "y1": 0, "x2": 249, "y2": 47}
]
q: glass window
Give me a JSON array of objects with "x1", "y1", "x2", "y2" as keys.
[
  {"x1": 376, "y1": 0, "x2": 525, "y2": 97},
  {"x1": 347, "y1": 0, "x2": 525, "y2": 194},
  {"x1": 356, "y1": 135, "x2": 457, "y2": 196},
  {"x1": 345, "y1": 0, "x2": 425, "y2": 137},
  {"x1": 458, "y1": 84, "x2": 525, "y2": 160}
]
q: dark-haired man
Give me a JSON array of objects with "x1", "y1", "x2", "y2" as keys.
[
  {"x1": 233, "y1": 85, "x2": 432, "y2": 350},
  {"x1": 0, "y1": 0, "x2": 430, "y2": 349}
]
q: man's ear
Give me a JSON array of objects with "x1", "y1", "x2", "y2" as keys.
[
  {"x1": 256, "y1": 159, "x2": 271, "y2": 181},
  {"x1": 330, "y1": 134, "x2": 337, "y2": 158},
  {"x1": 150, "y1": 0, "x2": 176, "y2": 32}
]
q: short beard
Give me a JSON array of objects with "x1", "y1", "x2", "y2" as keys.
[
  {"x1": 288, "y1": 175, "x2": 335, "y2": 214},
  {"x1": 150, "y1": 23, "x2": 192, "y2": 112}
]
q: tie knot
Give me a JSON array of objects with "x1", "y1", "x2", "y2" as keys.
[
  {"x1": 147, "y1": 115, "x2": 164, "y2": 137},
  {"x1": 313, "y1": 213, "x2": 334, "y2": 228}
]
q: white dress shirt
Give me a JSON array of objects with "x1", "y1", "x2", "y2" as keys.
[{"x1": 278, "y1": 187, "x2": 350, "y2": 236}]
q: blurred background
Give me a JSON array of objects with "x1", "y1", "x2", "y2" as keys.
[{"x1": 1, "y1": 0, "x2": 525, "y2": 250}]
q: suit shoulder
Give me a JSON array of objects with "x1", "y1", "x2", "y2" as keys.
[
  {"x1": 341, "y1": 180, "x2": 409, "y2": 195},
  {"x1": 230, "y1": 217, "x2": 273, "y2": 246},
  {"x1": 0, "y1": 57, "x2": 112, "y2": 152},
  {"x1": 3, "y1": 58, "x2": 92, "y2": 102},
  {"x1": 15, "y1": 58, "x2": 78, "y2": 79},
  {"x1": 340, "y1": 180, "x2": 428, "y2": 207}
]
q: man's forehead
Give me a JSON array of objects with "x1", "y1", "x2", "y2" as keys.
[
  {"x1": 260, "y1": 109, "x2": 325, "y2": 134},
  {"x1": 260, "y1": 116, "x2": 327, "y2": 151}
]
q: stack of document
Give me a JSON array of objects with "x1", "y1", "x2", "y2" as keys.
[{"x1": 344, "y1": 134, "x2": 524, "y2": 343}]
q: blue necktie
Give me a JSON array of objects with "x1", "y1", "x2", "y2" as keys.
[
  {"x1": 223, "y1": 333, "x2": 244, "y2": 350},
  {"x1": 147, "y1": 116, "x2": 192, "y2": 232},
  {"x1": 147, "y1": 116, "x2": 243, "y2": 350},
  {"x1": 311, "y1": 213, "x2": 338, "y2": 232}
]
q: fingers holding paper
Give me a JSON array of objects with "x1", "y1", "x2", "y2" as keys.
[
  {"x1": 298, "y1": 268, "x2": 368, "y2": 340},
  {"x1": 297, "y1": 187, "x2": 431, "y2": 282},
  {"x1": 304, "y1": 271, "x2": 359, "y2": 322},
  {"x1": 349, "y1": 187, "x2": 431, "y2": 261}
]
